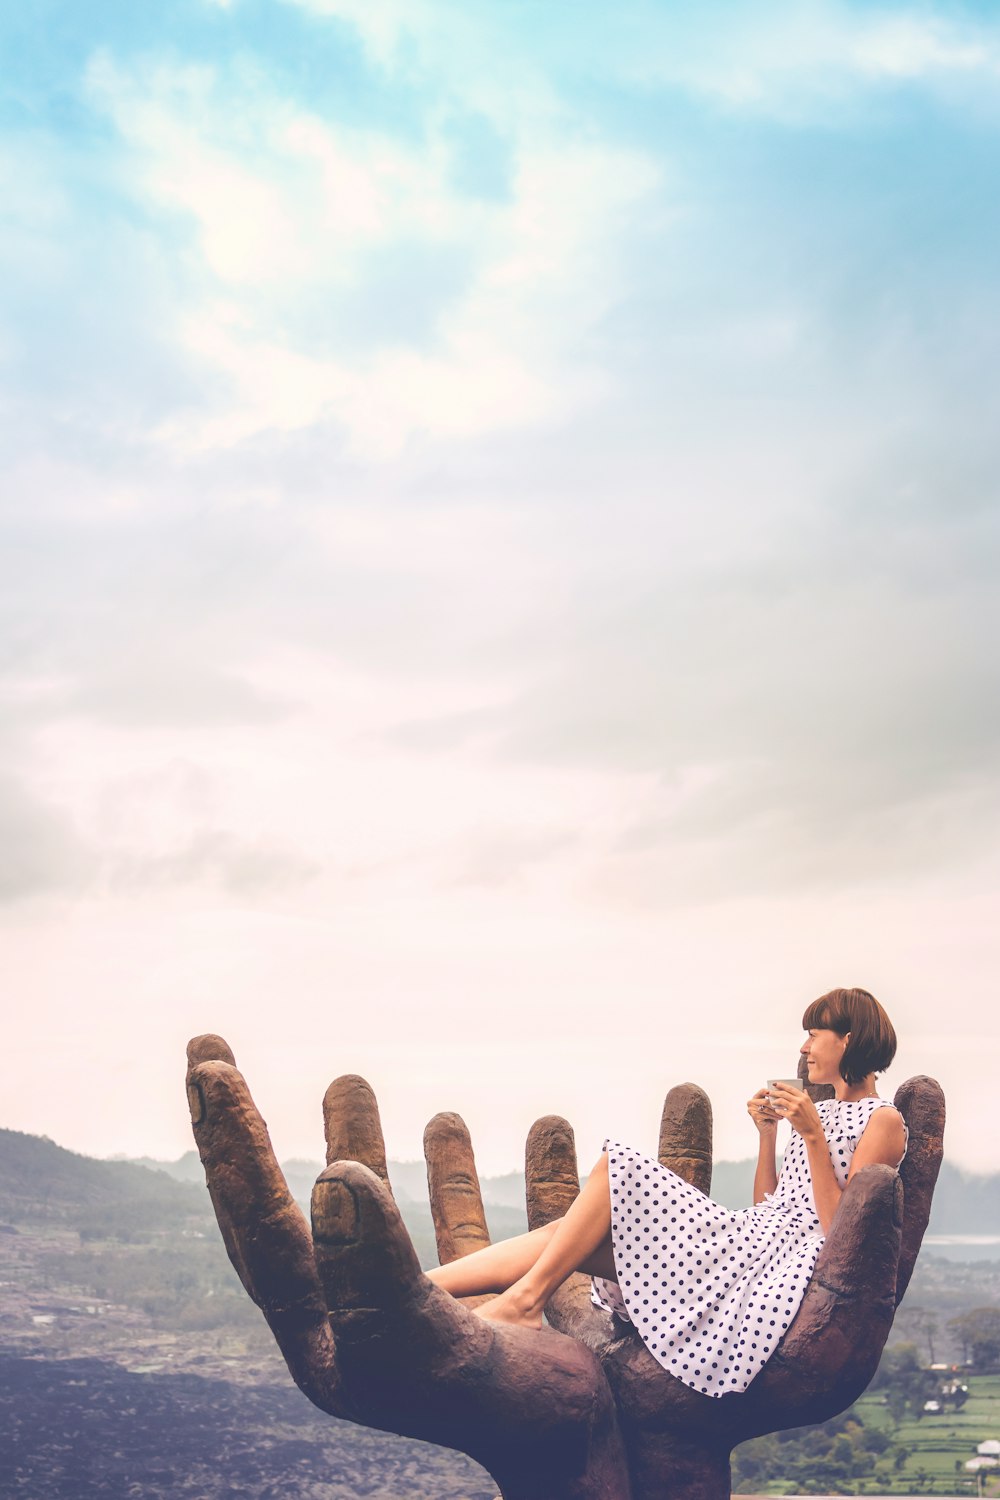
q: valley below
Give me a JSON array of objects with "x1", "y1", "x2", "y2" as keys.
[{"x1": 2, "y1": 1129, "x2": 998, "y2": 1498}]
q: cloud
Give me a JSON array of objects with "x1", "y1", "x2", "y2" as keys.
[
  {"x1": 340, "y1": 454, "x2": 1000, "y2": 901},
  {"x1": 92, "y1": 758, "x2": 321, "y2": 895},
  {"x1": 1, "y1": 0, "x2": 999, "y2": 1192},
  {"x1": 0, "y1": 776, "x2": 91, "y2": 902},
  {"x1": 276, "y1": 0, "x2": 443, "y2": 73},
  {"x1": 82, "y1": 48, "x2": 659, "y2": 456},
  {"x1": 444, "y1": 826, "x2": 578, "y2": 888},
  {"x1": 105, "y1": 829, "x2": 321, "y2": 894},
  {"x1": 69, "y1": 657, "x2": 290, "y2": 728},
  {"x1": 378, "y1": 705, "x2": 500, "y2": 754},
  {"x1": 619, "y1": 5, "x2": 1000, "y2": 109},
  {"x1": 598, "y1": 761, "x2": 1000, "y2": 908},
  {"x1": 2, "y1": 0, "x2": 998, "y2": 922},
  {"x1": 851, "y1": 15, "x2": 991, "y2": 79},
  {"x1": 279, "y1": 0, "x2": 1000, "y2": 120},
  {"x1": 483, "y1": 515, "x2": 1000, "y2": 893},
  {"x1": 0, "y1": 753, "x2": 318, "y2": 904}
]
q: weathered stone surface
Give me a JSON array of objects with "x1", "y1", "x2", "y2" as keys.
[
  {"x1": 525, "y1": 1115, "x2": 580, "y2": 1230},
  {"x1": 185, "y1": 1034, "x2": 944, "y2": 1500},
  {"x1": 658, "y1": 1084, "x2": 714, "y2": 1197},
  {"x1": 893, "y1": 1075, "x2": 946, "y2": 1304},
  {"x1": 323, "y1": 1075, "x2": 390, "y2": 1187},
  {"x1": 424, "y1": 1113, "x2": 491, "y2": 1265}
]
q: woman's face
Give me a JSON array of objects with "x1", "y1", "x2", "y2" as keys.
[{"x1": 800, "y1": 1025, "x2": 848, "y2": 1086}]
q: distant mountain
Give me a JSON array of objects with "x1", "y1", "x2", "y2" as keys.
[
  {"x1": 0, "y1": 1129, "x2": 211, "y2": 1239},
  {"x1": 704, "y1": 1160, "x2": 756, "y2": 1209},
  {"x1": 690, "y1": 1158, "x2": 1000, "y2": 1232},
  {"x1": 115, "y1": 1148, "x2": 1000, "y2": 1231},
  {"x1": 119, "y1": 1150, "x2": 756, "y2": 1214},
  {"x1": 7, "y1": 1129, "x2": 997, "y2": 1242},
  {"x1": 0, "y1": 1131, "x2": 526, "y2": 1265},
  {"x1": 704, "y1": 1158, "x2": 1000, "y2": 1233},
  {"x1": 125, "y1": 1148, "x2": 529, "y2": 1215},
  {"x1": 119, "y1": 1150, "x2": 206, "y2": 1185},
  {"x1": 925, "y1": 1161, "x2": 1000, "y2": 1235}
]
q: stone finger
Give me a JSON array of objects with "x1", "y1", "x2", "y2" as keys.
[
  {"x1": 185, "y1": 1045, "x2": 337, "y2": 1405},
  {"x1": 312, "y1": 1160, "x2": 467, "y2": 1341},
  {"x1": 423, "y1": 1111, "x2": 491, "y2": 1265},
  {"x1": 893, "y1": 1075, "x2": 946, "y2": 1305},
  {"x1": 658, "y1": 1083, "x2": 713, "y2": 1196},
  {"x1": 525, "y1": 1115, "x2": 608, "y2": 1343},
  {"x1": 311, "y1": 1160, "x2": 621, "y2": 1488},
  {"x1": 323, "y1": 1074, "x2": 391, "y2": 1189}
]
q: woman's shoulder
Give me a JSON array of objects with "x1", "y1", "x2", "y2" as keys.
[
  {"x1": 823, "y1": 1096, "x2": 906, "y2": 1139},
  {"x1": 864, "y1": 1098, "x2": 905, "y2": 1126},
  {"x1": 859, "y1": 1100, "x2": 908, "y2": 1147},
  {"x1": 862, "y1": 1097, "x2": 904, "y2": 1122},
  {"x1": 816, "y1": 1095, "x2": 904, "y2": 1127},
  {"x1": 838, "y1": 1095, "x2": 901, "y2": 1117}
]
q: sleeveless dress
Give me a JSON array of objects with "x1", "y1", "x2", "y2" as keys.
[{"x1": 591, "y1": 1096, "x2": 906, "y2": 1399}]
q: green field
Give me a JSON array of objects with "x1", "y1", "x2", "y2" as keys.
[
  {"x1": 851, "y1": 1375, "x2": 1000, "y2": 1495},
  {"x1": 733, "y1": 1375, "x2": 1000, "y2": 1496}
]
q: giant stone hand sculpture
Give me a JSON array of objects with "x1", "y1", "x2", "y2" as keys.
[{"x1": 185, "y1": 1035, "x2": 944, "y2": 1500}]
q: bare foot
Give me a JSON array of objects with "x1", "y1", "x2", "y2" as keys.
[{"x1": 475, "y1": 1284, "x2": 543, "y2": 1328}]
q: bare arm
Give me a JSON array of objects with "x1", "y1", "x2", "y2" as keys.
[
  {"x1": 847, "y1": 1108, "x2": 907, "y2": 1182},
  {"x1": 747, "y1": 1087, "x2": 779, "y2": 1204},
  {"x1": 773, "y1": 1086, "x2": 907, "y2": 1235},
  {"x1": 800, "y1": 1130, "x2": 846, "y2": 1235}
]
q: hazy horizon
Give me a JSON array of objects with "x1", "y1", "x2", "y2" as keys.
[
  {"x1": 11, "y1": 1120, "x2": 1000, "y2": 1192},
  {"x1": 2, "y1": 1, "x2": 998, "y2": 1178}
]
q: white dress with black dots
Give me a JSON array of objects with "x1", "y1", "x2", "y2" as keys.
[{"x1": 591, "y1": 1097, "x2": 906, "y2": 1399}]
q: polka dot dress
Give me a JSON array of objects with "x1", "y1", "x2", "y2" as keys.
[{"x1": 591, "y1": 1097, "x2": 906, "y2": 1398}]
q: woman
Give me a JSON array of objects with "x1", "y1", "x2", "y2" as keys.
[{"x1": 427, "y1": 987, "x2": 907, "y2": 1398}]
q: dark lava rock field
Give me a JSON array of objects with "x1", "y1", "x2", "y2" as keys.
[{"x1": 0, "y1": 1351, "x2": 498, "y2": 1499}]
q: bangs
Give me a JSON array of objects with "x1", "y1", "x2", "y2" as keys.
[{"x1": 801, "y1": 995, "x2": 847, "y2": 1033}]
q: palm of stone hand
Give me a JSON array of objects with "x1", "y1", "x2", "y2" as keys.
[{"x1": 185, "y1": 1035, "x2": 944, "y2": 1500}]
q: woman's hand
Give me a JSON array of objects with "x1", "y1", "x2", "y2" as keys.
[
  {"x1": 749, "y1": 1088, "x2": 779, "y2": 1202},
  {"x1": 747, "y1": 1087, "x2": 778, "y2": 1135},
  {"x1": 768, "y1": 1082, "x2": 822, "y2": 1142}
]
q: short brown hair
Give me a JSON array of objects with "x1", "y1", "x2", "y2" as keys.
[{"x1": 801, "y1": 987, "x2": 897, "y2": 1086}]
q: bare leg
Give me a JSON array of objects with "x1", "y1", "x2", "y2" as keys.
[
  {"x1": 478, "y1": 1152, "x2": 615, "y2": 1327},
  {"x1": 427, "y1": 1222, "x2": 560, "y2": 1297}
]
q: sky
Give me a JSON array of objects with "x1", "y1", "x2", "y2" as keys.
[{"x1": 2, "y1": 0, "x2": 998, "y2": 1182}]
